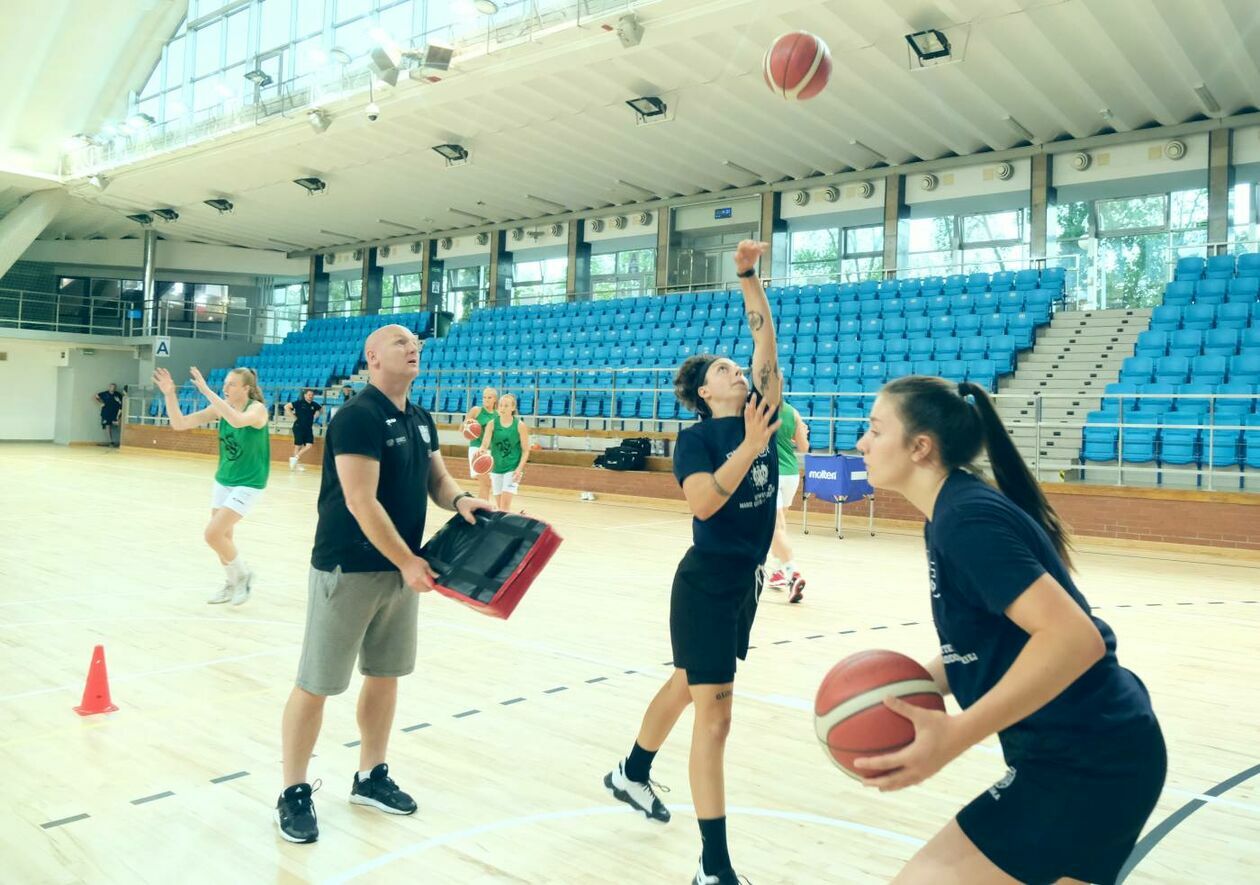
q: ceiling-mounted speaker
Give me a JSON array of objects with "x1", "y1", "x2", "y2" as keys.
[
  {"x1": 792, "y1": 190, "x2": 810, "y2": 206},
  {"x1": 590, "y1": 218, "x2": 605, "y2": 233},
  {"x1": 324, "y1": 253, "x2": 336, "y2": 265},
  {"x1": 550, "y1": 222, "x2": 564, "y2": 237},
  {"x1": 476, "y1": 232, "x2": 490, "y2": 246},
  {"x1": 439, "y1": 237, "x2": 453, "y2": 250},
  {"x1": 1164, "y1": 139, "x2": 1187, "y2": 161},
  {"x1": 511, "y1": 227, "x2": 525, "y2": 241},
  {"x1": 352, "y1": 249, "x2": 363, "y2": 261},
  {"x1": 380, "y1": 245, "x2": 392, "y2": 258},
  {"x1": 636, "y1": 211, "x2": 653, "y2": 226},
  {"x1": 410, "y1": 241, "x2": 423, "y2": 254},
  {"x1": 856, "y1": 181, "x2": 874, "y2": 199},
  {"x1": 920, "y1": 173, "x2": 939, "y2": 192},
  {"x1": 994, "y1": 161, "x2": 1014, "y2": 180},
  {"x1": 823, "y1": 185, "x2": 841, "y2": 202},
  {"x1": 1071, "y1": 151, "x2": 1092, "y2": 171},
  {"x1": 612, "y1": 215, "x2": 628, "y2": 230}
]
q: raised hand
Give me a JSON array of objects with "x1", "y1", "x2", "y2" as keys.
[
  {"x1": 152, "y1": 367, "x2": 175, "y2": 394},
  {"x1": 189, "y1": 366, "x2": 209, "y2": 392},
  {"x1": 742, "y1": 396, "x2": 781, "y2": 452},
  {"x1": 733, "y1": 240, "x2": 770, "y2": 274}
]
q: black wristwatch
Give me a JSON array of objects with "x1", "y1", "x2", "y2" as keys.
[
  {"x1": 736, "y1": 267, "x2": 757, "y2": 278},
  {"x1": 451, "y1": 491, "x2": 474, "y2": 511}
]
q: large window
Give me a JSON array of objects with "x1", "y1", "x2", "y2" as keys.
[
  {"x1": 512, "y1": 257, "x2": 568, "y2": 304},
  {"x1": 1230, "y1": 181, "x2": 1258, "y2": 250},
  {"x1": 1050, "y1": 188, "x2": 1209, "y2": 308},
  {"x1": 786, "y1": 224, "x2": 883, "y2": 284},
  {"x1": 328, "y1": 278, "x2": 361, "y2": 315},
  {"x1": 385, "y1": 272, "x2": 422, "y2": 311},
  {"x1": 444, "y1": 265, "x2": 487, "y2": 320},
  {"x1": 591, "y1": 247, "x2": 655, "y2": 299},
  {"x1": 899, "y1": 210, "x2": 1029, "y2": 276}
]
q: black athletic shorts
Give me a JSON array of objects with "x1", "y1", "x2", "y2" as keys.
[
  {"x1": 669, "y1": 547, "x2": 761, "y2": 685},
  {"x1": 293, "y1": 424, "x2": 314, "y2": 446},
  {"x1": 958, "y1": 718, "x2": 1167, "y2": 885}
]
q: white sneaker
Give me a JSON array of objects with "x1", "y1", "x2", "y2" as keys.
[
  {"x1": 296, "y1": 465, "x2": 306, "y2": 472},
  {"x1": 289, "y1": 456, "x2": 297, "y2": 471},
  {"x1": 207, "y1": 582, "x2": 232, "y2": 604},
  {"x1": 230, "y1": 570, "x2": 253, "y2": 606},
  {"x1": 693, "y1": 857, "x2": 745, "y2": 884},
  {"x1": 603, "y1": 759, "x2": 670, "y2": 823}
]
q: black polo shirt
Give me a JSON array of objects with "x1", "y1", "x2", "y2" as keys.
[
  {"x1": 672, "y1": 387, "x2": 779, "y2": 564},
  {"x1": 98, "y1": 390, "x2": 123, "y2": 422},
  {"x1": 926, "y1": 470, "x2": 1155, "y2": 757},
  {"x1": 312, "y1": 384, "x2": 440, "y2": 573},
  {"x1": 290, "y1": 398, "x2": 321, "y2": 429}
]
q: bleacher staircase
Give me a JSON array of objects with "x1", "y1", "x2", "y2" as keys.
[{"x1": 996, "y1": 308, "x2": 1152, "y2": 480}]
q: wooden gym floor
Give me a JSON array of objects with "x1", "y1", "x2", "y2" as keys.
[{"x1": 0, "y1": 443, "x2": 1256, "y2": 884}]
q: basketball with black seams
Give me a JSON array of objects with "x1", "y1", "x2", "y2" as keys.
[{"x1": 814, "y1": 649, "x2": 946, "y2": 779}]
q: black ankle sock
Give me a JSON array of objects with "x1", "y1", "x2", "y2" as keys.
[
  {"x1": 698, "y1": 816, "x2": 731, "y2": 875},
  {"x1": 624, "y1": 741, "x2": 657, "y2": 783}
]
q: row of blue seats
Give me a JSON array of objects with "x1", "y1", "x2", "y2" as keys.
[
  {"x1": 1173, "y1": 254, "x2": 1260, "y2": 281},
  {"x1": 1161, "y1": 277, "x2": 1260, "y2": 306},
  {"x1": 468, "y1": 293, "x2": 1057, "y2": 331},
  {"x1": 1082, "y1": 413, "x2": 1260, "y2": 468},
  {"x1": 1135, "y1": 328, "x2": 1260, "y2": 359},
  {"x1": 1120, "y1": 354, "x2": 1260, "y2": 386},
  {"x1": 1149, "y1": 303, "x2": 1260, "y2": 331},
  {"x1": 1099, "y1": 381, "x2": 1259, "y2": 416}
]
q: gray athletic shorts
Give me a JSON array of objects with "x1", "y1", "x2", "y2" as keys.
[{"x1": 295, "y1": 566, "x2": 419, "y2": 696}]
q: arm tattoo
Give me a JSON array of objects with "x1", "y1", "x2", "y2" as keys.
[
  {"x1": 711, "y1": 475, "x2": 732, "y2": 497},
  {"x1": 715, "y1": 689, "x2": 732, "y2": 701},
  {"x1": 746, "y1": 311, "x2": 765, "y2": 332},
  {"x1": 758, "y1": 361, "x2": 780, "y2": 395}
]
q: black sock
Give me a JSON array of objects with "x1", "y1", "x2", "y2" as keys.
[
  {"x1": 698, "y1": 816, "x2": 731, "y2": 875},
  {"x1": 624, "y1": 741, "x2": 656, "y2": 783}
]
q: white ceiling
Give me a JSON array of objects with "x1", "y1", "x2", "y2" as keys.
[{"x1": 17, "y1": 0, "x2": 1260, "y2": 255}]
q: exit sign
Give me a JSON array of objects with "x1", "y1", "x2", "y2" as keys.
[{"x1": 714, "y1": 207, "x2": 733, "y2": 219}]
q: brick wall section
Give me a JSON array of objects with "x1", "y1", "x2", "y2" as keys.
[{"x1": 129, "y1": 424, "x2": 1260, "y2": 550}]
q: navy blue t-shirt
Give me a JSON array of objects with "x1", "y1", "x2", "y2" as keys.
[
  {"x1": 672, "y1": 390, "x2": 779, "y2": 563},
  {"x1": 926, "y1": 471, "x2": 1155, "y2": 756}
]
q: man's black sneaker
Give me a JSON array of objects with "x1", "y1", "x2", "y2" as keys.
[
  {"x1": 349, "y1": 763, "x2": 417, "y2": 815},
  {"x1": 275, "y1": 781, "x2": 319, "y2": 843}
]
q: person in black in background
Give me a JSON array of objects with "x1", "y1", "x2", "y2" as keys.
[
  {"x1": 94, "y1": 383, "x2": 125, "y2": 447},
  {"x1": 603, "y1": 241, "x2": 781, "y2": 885},
  {"x1": 285, "y1": 389, "x2": 322, "y2": 471},
  {"x1": 852, "y1": 375, "x2": 1165, "y2": 885}
]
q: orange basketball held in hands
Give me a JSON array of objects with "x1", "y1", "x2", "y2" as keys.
[
  {"x1": 462, "y1": 421, "x2": 483, "y2": 441},
  {"x1": 814, "y1": 650, "x2": 946, "y2": 779},
  {"x1": 763, "y1": 31, "x2": 832, "y2": 101},
  {"x1": 472, "y1": 451, "x2": 494, "y2": 475}
]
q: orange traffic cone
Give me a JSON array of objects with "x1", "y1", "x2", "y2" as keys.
[{"x1": 73, "y1": 644, "x2": 119, "y2": 716}]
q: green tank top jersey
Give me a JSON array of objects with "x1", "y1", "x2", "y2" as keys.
[
  {"x1": 214, "y1": 416, "x2": 271, "y2": 489},
  {"x1": 776, "y1": 405, "x2": 799, "y2": 474},
  {"x1": 469, "y1": 406, "x2": 496, "y2": 448},
  {"x1": 489, "y1": 416, "x2": 523, "y2": 473}
]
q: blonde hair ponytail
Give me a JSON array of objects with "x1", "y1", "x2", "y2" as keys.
[{"x1": 229, "y1": 368, "x2": 265, "y2": 404}]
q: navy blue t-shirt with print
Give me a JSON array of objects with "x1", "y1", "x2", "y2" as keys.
[
  {"x1": 925, "y1": 470, "x2": 1155, "y2": 757},
  {"x1": 672, "y1": 389, "x2": 779, "y2": 564}
]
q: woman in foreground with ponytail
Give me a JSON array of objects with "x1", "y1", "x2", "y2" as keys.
[
  {"x1": 854, "y1": 376, "x2": 1165, "y2": 885},
  {"x1": 154, "y1": 365, "x2": 271, "y2": 606}
]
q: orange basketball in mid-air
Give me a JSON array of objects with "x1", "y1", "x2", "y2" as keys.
[{"x1": 764, "y1": 31, "x2": 832, "y2": 101}]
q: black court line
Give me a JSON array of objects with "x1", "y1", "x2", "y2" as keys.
[
  {"x1": 585, "y1": 677, "x2": 608, "y2": 684},
  {"x1": 401, "y1": 722, "x2": 430, "y2": 732},
  {"x1": 453, "y1": 709, "x2": 479, "y2": 719},
  {"x1": 41, "y1": 814, "x2": 89, "y2": 829},
  {"x1": 500, "y1": 697, "x2": 526, "y2": 706},
  {"x1": 1117, "y1": 763, "x2": 1260, "y2": 882},
  {"x1": 209, "y1": 771, "x2": 248, "y2": 784},
  {"x1": 870, "y1": 625, "x2": 888, "y2": 630},
  {"x1": 131, "y1": 791, "x2": 174, "y2": 806},
  {"x1": 901, "y1": 621, "x2": 920, "y2": 626},
  {"x1": 773, "y1": 640, "x2": 792, "y2": 645},
  {"x1": 806, "y1": 634, "x2": 825, "y2": 639},
  {"x1": 543, "y1": 686, "x2": 568, "y2": 694},
  {"x1": 343, "y1": 740, "x2": 361, "y2": 747},
  {"x1": 839, "y1": 629, "x2": 856, "y2": 634}
]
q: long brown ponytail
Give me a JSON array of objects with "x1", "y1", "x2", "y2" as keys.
[{"x1": 883, "y1": 375, "x2": 1074, "y2": 569}]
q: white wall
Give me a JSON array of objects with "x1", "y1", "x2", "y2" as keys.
[
  {"x1": 1233, "y1": 126, "x2": 1260, "y2": 167},
  {"x1": 435, "y1": 234, "x2": 491, "y2": 261},
  {"x1": 782, "y1": 179, "x2": 885, "y2": 224},
  {"x1": 24, "y1": 239, "x2": 308, "y2": 278},
  {"x1": 0, "y1": 340, "x2": 66, "y2": 440},
  {"x1": 54, "y1": 346, "x2": 144, "y2": 445},
  {"x1": 585, "y1": 210, "x2": 659, "y2": 243}
]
